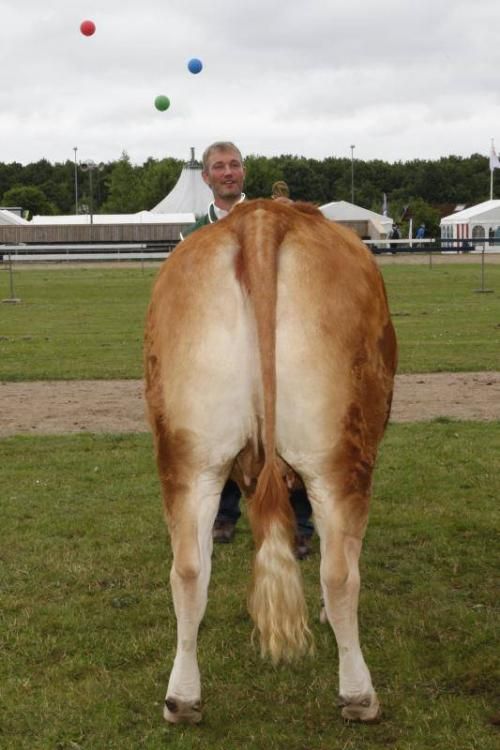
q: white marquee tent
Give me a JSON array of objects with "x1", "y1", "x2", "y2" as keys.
[
  {"x1": 0, "y1": 208, "x2": 29, "y2": 225},
  {"x1": 440, "y1": 200, "x2": 500, "y2": 243},
  {"x1": 319, "y1": 200, "x2": 393, "y2": 238},
  {"x1": 151, "y1": 150, "x2": 212, "y2": 217}
]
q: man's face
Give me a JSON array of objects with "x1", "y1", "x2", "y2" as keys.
[{"x1": 202, "y1": 148, "x2": 245, "y2": 203}]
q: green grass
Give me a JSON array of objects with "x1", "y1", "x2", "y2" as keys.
[
  {"x1": 0, "y1": 267, "x2": 157, "y2": 381},
  {"x1": 1, "y1": 264, "x2": 499, "y2": 380},
  {"x1": 1, "y1": 423, "x2": 499, "y2": 749},
  {"x1": 382, "y1": 264, "x2": 500, "y2": 372}
]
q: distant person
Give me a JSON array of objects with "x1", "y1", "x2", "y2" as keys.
[
  {"x1": 271, "y1": 180, "x2": 292, "y2": 203},
  {"x1": 415, "y1": 223, "x2": 425, "y2": 248},
  {"x1": 180, "y1": 141, "x2": 314, "y2": 559},
  {"x1": 389, "y1": 222, "x2": 401, "y2": 252}
]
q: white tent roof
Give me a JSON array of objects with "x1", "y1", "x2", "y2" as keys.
[
  {"x1": 0, "y1": 209, "x2": 29, "y2": 225},
  {"x1": 30, "y1": 211, "x2": 195, "y2": 225},
  {"x1": 151, "y1": 163, "x2": 213, "y2": 216},
  {"x1": 441, "y1": 199, "x2": 500, "y2": 224},
  {"x1": 319, "y1": 200, "x2": 393, "y2": 234}
]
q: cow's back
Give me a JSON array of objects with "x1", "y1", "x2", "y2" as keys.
[{"x1": 145, "y1": 200, "x2": 396, "y2": 474}]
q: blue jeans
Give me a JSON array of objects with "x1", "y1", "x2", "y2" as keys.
[{"x1": 217, "y1": 479, "x2": 314, "y2": 538}]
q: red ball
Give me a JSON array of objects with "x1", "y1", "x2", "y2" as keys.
[{"x1": 80, "y1": 20, "x2": 96, "y2": 37}]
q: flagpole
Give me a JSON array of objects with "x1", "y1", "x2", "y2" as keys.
[
  {"x1": 491, "y1": 137, "x2": 493, "y2": 199},
  {"x1": 489, "y1": 137, "x2": 500, "y2": 200}
]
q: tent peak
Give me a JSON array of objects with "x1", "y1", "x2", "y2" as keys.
[{"x1": 185, "y1": 146, "x2": 201, "y2": 169}]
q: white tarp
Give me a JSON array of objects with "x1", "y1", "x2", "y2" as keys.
[
  {"x1": 151, "y1": 164, "x2": 213, "y2": 217},
  {"x1": 319, "y1": 200, "x2": 393, "y2": 237},
  {"x1": 440, "y1": 199, "x2": 500, "y2": 225},
  {"x1": 0, "y1": 209, "x2": 29, "y2": 225}
]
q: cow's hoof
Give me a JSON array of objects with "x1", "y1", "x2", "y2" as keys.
[
  {"x1": 164, "y1": 696, "x2": 202, "y2": 724},
  {"x1": 339, "y1": 692, "x2": 381, "y2": 723}
]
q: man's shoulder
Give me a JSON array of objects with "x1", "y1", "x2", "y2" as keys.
[
  {"x1": 181, "y1": 214, "x2": 210, "y2": 239},
  {"x1": 180, "y1": 205, "x2": 218, "y2": 239}
]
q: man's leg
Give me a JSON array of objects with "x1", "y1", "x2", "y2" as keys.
[
  {"x1": 213, "y1": 479, "x2": 241, "y2": 542},
  {"x1": 290, "y1": 487, "x2": 314, "y2": 559}
]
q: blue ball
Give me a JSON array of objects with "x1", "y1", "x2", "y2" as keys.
[{"x1": 187, "y1": 58, "x2": 203, "y2": 74}]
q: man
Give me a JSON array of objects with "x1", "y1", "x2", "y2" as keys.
[
  {"x1": 180, "y1": 141, "x2": 246, "y2": 239},
  {"x1": 390, "y1": 222, "x2": 401, "y2": 253},
  {"x1": 180, "y1": 141, "x2": 314, "y2": 558}
]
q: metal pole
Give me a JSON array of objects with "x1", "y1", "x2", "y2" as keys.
[
  {"x1": 490, "y1": 137, "x2": 495, "y2": 200},
  {"x1": 73, "y1": 146, "x2": 78, "y2": 215},
  {"x1": 350, "y1": 145, "x2": 355, "y2": 203},
  {"x1": 2, "y1": 248, "x2": 21, "y2": 304},
  {"x1": 8, "y1": 251, "x2": 15, "y2": 298},
  {"x1": 474, "y1": 246, "x2": 494, "y2": 294},
  {"x1": 89, "y1": 168, "x2": 94, "y2": 226}
]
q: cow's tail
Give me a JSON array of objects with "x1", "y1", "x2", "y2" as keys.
[{"x1": 234, "y1": 204, "x2": 312, "y2": 664}]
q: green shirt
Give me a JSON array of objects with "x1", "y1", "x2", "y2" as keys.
[
  {"x1": 180, "y1": 203, "x2": 219, "y2": 240},
  {"x1": 180, "y1": 196, "x2": 246, "y2": 240}
]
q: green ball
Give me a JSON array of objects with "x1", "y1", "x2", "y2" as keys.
[{"x1": 154, "y1": 95, "x2": 170, "y2": 112}]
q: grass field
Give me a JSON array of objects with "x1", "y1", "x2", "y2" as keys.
[
  {"x1": 1, "y1": 423, "x2": 499, "y2": 749},
  {"x1": 1, "y1": 263, "x2": 499, "y2": 380},
  {"x1": 1, "y1": 261, "x2": 499, "y2": 748}
]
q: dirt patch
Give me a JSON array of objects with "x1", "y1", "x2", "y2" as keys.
[{"x1": 1, "y1": 372, "x2": 499, "y2": 437}]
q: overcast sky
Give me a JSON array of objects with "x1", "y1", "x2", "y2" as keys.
[{"x1": 1, "y1": 0, "x2": 499, "y2": 166}]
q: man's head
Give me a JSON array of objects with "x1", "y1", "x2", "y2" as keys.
[
  {"x1": 201, "y1": 141, "x2": 245, "y2": 210},
  {"x1": 271, "y1": 180, "x2": 290, "y2": 199}
]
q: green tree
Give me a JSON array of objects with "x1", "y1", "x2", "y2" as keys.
[
  {"x1": 0, "y1": 150, "x2": 496, "y2": 218},
  {"x1": 0, "y1": 162, "x2": 24, "y2": 200},
  {"x1": 101, "y1": 152, "x2": 144, "y2": 213},
  {"x1": 280, "y1": 156, "x2": 329, "y2": 202},
  {"x1": 1, "y1": 185, "x2": 58, "y2": 217},
  {"x1": 244, "y1": 155, "x2": 284, "y2": 199},
  {"x1": 140, "y1": 157, "x2": 183, "y2": 209}
]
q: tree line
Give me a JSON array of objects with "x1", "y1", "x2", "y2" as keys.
[{"x1": 0, "y1": 151, "x2": 495, "y2": 237}]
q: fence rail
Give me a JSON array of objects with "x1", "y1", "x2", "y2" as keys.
[
  {"x1": 1, "y1": 235, "x2": 499, "y2": 265},
  {"x1": 365, "y1": 238, "x2": 499, "y2": 254},
  {"x1": 0, "y1": 242, "x2": 174, "y2": 263}
]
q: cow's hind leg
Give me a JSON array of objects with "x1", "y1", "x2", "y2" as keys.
[
  {"x1": 162, "y1": 469, "x2": 224, "y2": 725},
  {"x1": 310, "y1": 477, "x2": 380, "y2": 723}
]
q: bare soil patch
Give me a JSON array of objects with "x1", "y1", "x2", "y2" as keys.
[{"x1": 1, "y1": 372, "x2": 499, "y2": 437}]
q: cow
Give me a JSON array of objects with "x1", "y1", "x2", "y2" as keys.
[{"x1": 144, "y1": 198, "x2": 397, "y2": 725}]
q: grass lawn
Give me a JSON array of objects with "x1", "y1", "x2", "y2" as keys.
[
  {"x1": 1, "y1": 263, "x2": 499, "y2": 380},
  {"x1": 382, "y1": 264, "x2": 500, "y2": 372},
  {"x1": 1, "y1": 422, "x2": 499, "y2": 749}
]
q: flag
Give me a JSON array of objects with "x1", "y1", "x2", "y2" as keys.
[{"x1": 490, "y1": 141, "x2": 500, "y2": 171}]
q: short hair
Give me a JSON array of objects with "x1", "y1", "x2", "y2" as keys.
[
  {"x1": 202, "y1": 141, "x2": 244, "y2": 171},
  {"x1": 271, "y1": 180, "x2": 290, "y2": 198}
]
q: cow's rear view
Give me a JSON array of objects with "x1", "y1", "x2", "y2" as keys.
[{"x1": 144, "y1": 199, "x2": 397, "y2": 725}]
